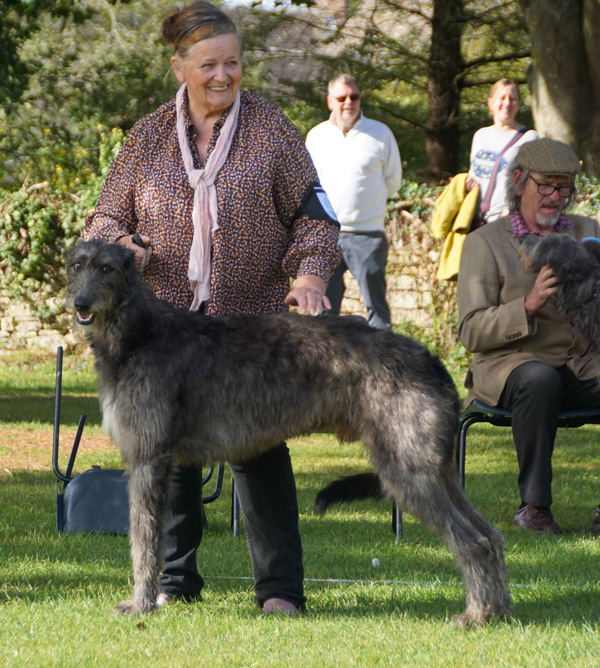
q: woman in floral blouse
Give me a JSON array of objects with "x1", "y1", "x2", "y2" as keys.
[{"x1": 84, "y1": 0, "x2": 340, "y2": 615}]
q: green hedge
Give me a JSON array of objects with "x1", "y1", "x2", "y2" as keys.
[{"x1": 0, "y1": 129, "x2": 124, "y2": 323}]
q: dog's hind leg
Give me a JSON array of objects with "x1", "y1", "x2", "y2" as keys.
[
  {"x1": 442, "y1": 466, "x2": 507, "y2": 555},
  {"x1": 116, "y1": 452, "x2": 173, "y2": 616},
  {"x1": 440, "y1": 469, "x2": 511, "y2": 626},
  {"x1": 375, "y1": 462, "x2": 511, "y2": 627}
]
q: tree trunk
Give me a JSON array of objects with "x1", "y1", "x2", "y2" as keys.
[
  {"x1": 424, "y1": 0, "x2": 465, "y2": 184},
  {"x1": 518, "y1": 0, "x2": 600, "y2": 175}
]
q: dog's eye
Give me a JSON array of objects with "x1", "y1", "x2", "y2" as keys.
[
  {"x1": 71, "y1": 262, "x2": 82, "y2": 271},
  {"x1": 102, "y1": 265, "x2": 113, "y2": 275}
]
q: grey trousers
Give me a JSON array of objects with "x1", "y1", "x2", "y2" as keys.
[{"x1": 326, "y1": 231, "x2": 391, "y2": 330}]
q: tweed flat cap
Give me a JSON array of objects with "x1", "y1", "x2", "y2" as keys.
[{"x1": 515, "y1": 137, "x2": 581, "y2": 176}]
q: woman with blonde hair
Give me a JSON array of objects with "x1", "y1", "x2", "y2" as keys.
[{"x1": 466, "y1": 78, "x2": 538, "y2": 223}]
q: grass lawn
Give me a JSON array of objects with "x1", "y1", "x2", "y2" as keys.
[{"x1": 1, "y1": 349, "x2": 600, "y2": 667}]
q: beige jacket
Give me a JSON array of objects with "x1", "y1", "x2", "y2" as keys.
[{"x1": 457, "y1": 214, "x2": 600, "y2": 406}]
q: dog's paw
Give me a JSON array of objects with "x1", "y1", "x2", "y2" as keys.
[
  {"x1": 115, "y1": 599, "x2": 156, "y2": 616},
  {"x1": 451, "y1": 612, "x2": 486, "y2": 629}
]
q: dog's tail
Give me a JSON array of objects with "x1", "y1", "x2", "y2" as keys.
[{"x1": 315, "y1": 472, "x2": 384, "y2": 515}]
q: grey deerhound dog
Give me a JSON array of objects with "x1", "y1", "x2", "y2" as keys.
[{"x1": 65, "y1": 239, "x2": 511, "y2": 626}]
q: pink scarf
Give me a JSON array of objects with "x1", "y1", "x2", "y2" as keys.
[{"x1": 175, "y1": 84, "x2": 241, "y2": 311}]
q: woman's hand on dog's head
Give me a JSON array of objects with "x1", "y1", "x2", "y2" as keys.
[{"x1": 117, "y1": 235, "x2": 153, "y2": 271}]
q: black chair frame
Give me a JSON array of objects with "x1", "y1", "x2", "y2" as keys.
[
  {"x1": 53, "y1": 346, "x2": 240, "y2": 536},
  {"x1": 456, "y1": 398, "x2": 600, "y2": 488}
]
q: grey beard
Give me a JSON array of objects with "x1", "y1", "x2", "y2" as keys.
[
  {"x1": 536, "y1": 202, "x2": 562, "y2": 229},
  {"x1": 536, "y1": 212, "x2": 559, "y2": 229}
]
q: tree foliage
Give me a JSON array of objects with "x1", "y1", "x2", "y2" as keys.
[
  {"x1": 0, "y1": 129, "x2": 124, "y2": 323},
  {"x1": 1, "y1": 0, "x2": 104, "y2": 109},
  {"x1": 518, "y1": 0, "x2": 600, "y2": 176},
  {"x1": 239, "y1": 0, "x2": 532, "y2": 181},
  {"x1": 1, "y1": 0, "x2": 534, "y2": 188},
  {"x1": 1, "y1": 0, "x2": 177, "y2": 190}
]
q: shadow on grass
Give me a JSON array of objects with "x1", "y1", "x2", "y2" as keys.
[
  {"x1": 311, "y1": 590, "x2": 600, "y2": 628},
  {"x1": 2, "y1": 466, "x2": 600, "y2": 627},
  {"x1": 509, "y1": 588, "x2": 600, "y2": 627},
  {"x1": 3, "y1": 571, "x2": 599, "y2": 629},
  {"x1": 0, "y1": 394, "x2": 102, "y2": 426},
  {"x1": 0, "y1": 563, "x2": 132, "y2": 604}
]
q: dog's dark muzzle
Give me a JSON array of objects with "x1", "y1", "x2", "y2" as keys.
[{"x1": 73, "y1": 296, "x2": 96, "y2": 326}]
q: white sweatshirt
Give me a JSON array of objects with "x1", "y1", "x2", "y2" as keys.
[{"x1": 306, "y1": 113, "x2": 402, "y2": 233}]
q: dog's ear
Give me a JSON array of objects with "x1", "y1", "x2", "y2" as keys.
[
  {"x1": 519, "y1": 235, "x2": 542, "y2": 273},
  {"x1": 582, "y1": 237, "x2": 600, "y2": 265}
]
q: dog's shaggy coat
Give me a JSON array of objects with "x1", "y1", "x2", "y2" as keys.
[
  {"x1": 66, "y1": 239, "x2": 511, "y2": 625},
  {"x1": 521, "y1": 234, "x2": 600, "y2": 353}
]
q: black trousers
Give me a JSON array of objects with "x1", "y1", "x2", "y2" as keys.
[
  {"x1": 498, "y1": 362, "x2": 600, "y2": 508},
  {"x1": 159, "y1": 442, "x2": 305, "y2": 609}
]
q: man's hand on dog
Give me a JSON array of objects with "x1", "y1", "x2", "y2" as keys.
[
  {"x1": 118, "y1": 234, "x2": 153, "y2": 271},
  {"x1": 285, "y1": 275, "x2": 331, "y2": 315},
  {"x1": 525, "y1": 264, "x2": 558, "y2": 317}
]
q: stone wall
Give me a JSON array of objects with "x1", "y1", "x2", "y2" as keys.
[
  {"x1": 0, "y1": 294, "x2": 78, "y2": 352},
  {"x1": 0, "y1": 210, "x2": 447, "y2": 352},
  {"x1": 340, "y1": 208, "x2": 443, "y2": 327}
]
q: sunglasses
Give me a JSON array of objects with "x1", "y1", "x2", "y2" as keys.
[{"x1": 333, "y1": 93, "x2": 360, "y2": 103}]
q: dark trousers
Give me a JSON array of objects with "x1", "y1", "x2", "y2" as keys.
[
  {"x1": 159, "y1": 442, "x2": 306, "y2": 609},
  {"x1": 326, "y1": 231, "x2": 391, "y2": 330},
  {"x1": 498, "y1": 362, "x2": 600, "y2": 508}
]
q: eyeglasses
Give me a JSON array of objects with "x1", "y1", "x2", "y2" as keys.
[
  {"x1": 332, "y1": 93, "x2": 360, "y2": 103},
  {"x1": 528, "y1": 175, "x2": 576, "y2": 198}
]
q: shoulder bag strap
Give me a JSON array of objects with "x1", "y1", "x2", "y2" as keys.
[{"x1": 479, "y1": 127, "x2": 527, "y2": 214}]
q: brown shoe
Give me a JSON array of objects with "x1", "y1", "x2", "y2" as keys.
[
  {"x1": 589, "y1": 505, "x2": 600, "y2": 535},
  {"x1": 262, "y1": 597, "x2": 300, "y2": 615},
  {"x1": 513, "y1": 504, "x2": 563, "y2": 534}
]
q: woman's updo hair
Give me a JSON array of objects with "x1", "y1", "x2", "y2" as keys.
[{"x1": 162, "y1": 1, "x2": 241, "y2": 59}]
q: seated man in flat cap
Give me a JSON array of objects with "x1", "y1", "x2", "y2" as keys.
[{"x1": 457, "y1": 137, "x2": 600, "y2": 534}]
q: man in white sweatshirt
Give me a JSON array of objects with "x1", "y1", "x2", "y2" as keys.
[{"x1": 306, "y1": 74, "x2": 402, "y2": 329}]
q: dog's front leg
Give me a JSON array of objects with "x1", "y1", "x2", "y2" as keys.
[{"x1": 116, "y1": 454, "x2": 173, "y2": 615}]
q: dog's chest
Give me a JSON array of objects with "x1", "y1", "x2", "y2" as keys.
[{"x1": 99, "y1": 389, "x2": 130, "y2": 448}]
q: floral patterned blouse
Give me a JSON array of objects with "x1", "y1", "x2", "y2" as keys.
[{"x1": 84, "y1": 89, "x2": 341, "y2": 315}]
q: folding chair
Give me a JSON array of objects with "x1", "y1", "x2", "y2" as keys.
[
  {"x1": 392, "y1": 503, "x2": 402, "y2": 543},
  {"x1": 456, "y1": 399, "x2": 600, "y2": 488},
  {"x1": 53, "y1": 346, "x2": 240, "y2": 536},
  {"x1": 201, "y1": 462, "x2": 241, "y2": 538}
]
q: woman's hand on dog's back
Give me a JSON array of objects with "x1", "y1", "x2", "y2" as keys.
[{"x1": 285, "y1": 274, "x2": 331, "y2": 315}]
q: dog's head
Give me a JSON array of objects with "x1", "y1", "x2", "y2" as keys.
[
  {"x1": 520, "y1": 234, "x2": 600, "y2": 284},
  {"x1": 65, "y1": 239, "x2": 139, "y2": 333},
  {"x1": 520, "y1": 234, "x2": 600, "y2": 352}
]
